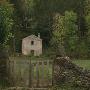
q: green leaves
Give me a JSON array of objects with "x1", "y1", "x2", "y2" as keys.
[
  {"x1": 51, "y1": 11, "x2": 78, "y2": 56},
  {"x1": 64, "y1": 11, "x2": 78, "y2": 35},
  {"x1": 0, "y1": 1, "x2": 14, "y2": 46},
  {"x1": 64, "y1": 11, "x2": 78, "y2": 56},
  {"x1": 52, "y1": 13, "x2": 65, "y2": 43},
  {"x1": 85, "y1": 14, "x2": 90, "y2": 35}
]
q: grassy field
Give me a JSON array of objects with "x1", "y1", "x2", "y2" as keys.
[{"x1": 73, "y1": 60, "x2": 90, "y2": 70}]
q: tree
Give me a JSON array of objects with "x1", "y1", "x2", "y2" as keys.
[
  {"x1": 51, "y1": 11, "x2": 78, "y2": 57},
  {"x1": 9, "y1": 0, "x2": 36, "y2": 52},
  {"x1": 64, "y1": 11, "x2": 78, "y2": 57},
  {"x1": 84, "y1": 0, "x2": 90, "y2": 15},
  {"x1": 86, "y1": 14, "x2": 90, "y2": 37},
  {"x1": 51, "y1": 13, "x2": 66, "y2": 56},
  {"x1": 85, "y1": 0, "x2": 90, "y2": 37},
  {"x1": 0, "y1": 1, "x2": 14, "y2": 46},
  {"x1": 84, "y1": 0, "x2": 90, "y2": 57},
  {"x1": 0, "y1": 1, "x2": 14, "y2": 83}
]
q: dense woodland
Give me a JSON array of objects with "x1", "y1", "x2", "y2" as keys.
[{"x1": 0, "y1": 0, "x2": 90, "y2": 59}]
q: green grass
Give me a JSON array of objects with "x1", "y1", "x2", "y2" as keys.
[{"x1": 73, "y1": 60, "x2": 90, "y2": 70}]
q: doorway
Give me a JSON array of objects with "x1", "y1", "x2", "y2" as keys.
[{"x1": 31, "y1": 50, "x2": 34, "y2": 56}]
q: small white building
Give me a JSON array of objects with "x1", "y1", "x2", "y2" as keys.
[{"x1": 22, "y1": 34, "x2": 42, "y2": 56}]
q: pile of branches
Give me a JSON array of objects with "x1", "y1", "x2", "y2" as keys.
[{"x1": 53, "y1": 57, "x2": 90, "y2": 89}]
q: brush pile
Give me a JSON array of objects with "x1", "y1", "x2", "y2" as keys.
[{"x1": 53, "y1": 57, "x2": 90, "y2": 89}]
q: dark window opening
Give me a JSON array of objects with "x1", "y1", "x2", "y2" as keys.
[
  {"x1": 31, "y1": 50, "x2": 34, "y2": 55},
  {"x1": 31, "y1": 41, "x2": 34, "y2": 45}
]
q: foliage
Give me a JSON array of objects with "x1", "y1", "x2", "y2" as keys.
[
  {"x1": 64, "y1": 11, "x2": 78, "y2": 57},
  {"x1": 52, "y1": 13, "x2": 65, "y2": 43},
  {"x1": 51, "y1": 11, "x2": 78, "y2": 57},
  {"x1": 0, "y1": 1, "x2": 14, "y2": 46},
  {"x1": 6, "y1": 0, "x2": 90, "y2": 58},
  {"x1": 50, "y1": 13, "x2": 66, "y2": 56},
  {"x1": 85, "y1": 14, "x2": 90, "y2": 36},
  {"x1": 84, "y1": 14, "x2": 90, "y2": 58},
  {"x1": 84, "y1": 0, "x2": 90, "y2": 15}
]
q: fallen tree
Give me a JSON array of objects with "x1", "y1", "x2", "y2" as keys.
[{"x1": 53, "y1": 57, "x2": 90, "y2": 89}]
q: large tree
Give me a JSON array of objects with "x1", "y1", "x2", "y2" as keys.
[
  {"x1": 51, "y1": 11, "x2": 78, "y2": 57},
  {"x1": 64, "y1": 11, "x2": 78, "y2": 57},
  {"x1": 0, "y1": 1, "x2": 14, "y2": 46},
  {"x1": 50, "y1": 13, "x2": 66, "y2": 56}
]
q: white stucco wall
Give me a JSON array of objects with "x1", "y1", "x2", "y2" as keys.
[{"x1": 22, "y1": 35, "x2": 42, "y2": 56}]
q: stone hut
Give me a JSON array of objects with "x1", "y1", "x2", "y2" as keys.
[{"x1": 22, "y1": 34, "x2": 42, "y2": 56}]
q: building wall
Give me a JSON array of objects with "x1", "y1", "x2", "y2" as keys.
[{"x1": 22, "y1": 37, "x2": 42, "y2": 56}]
